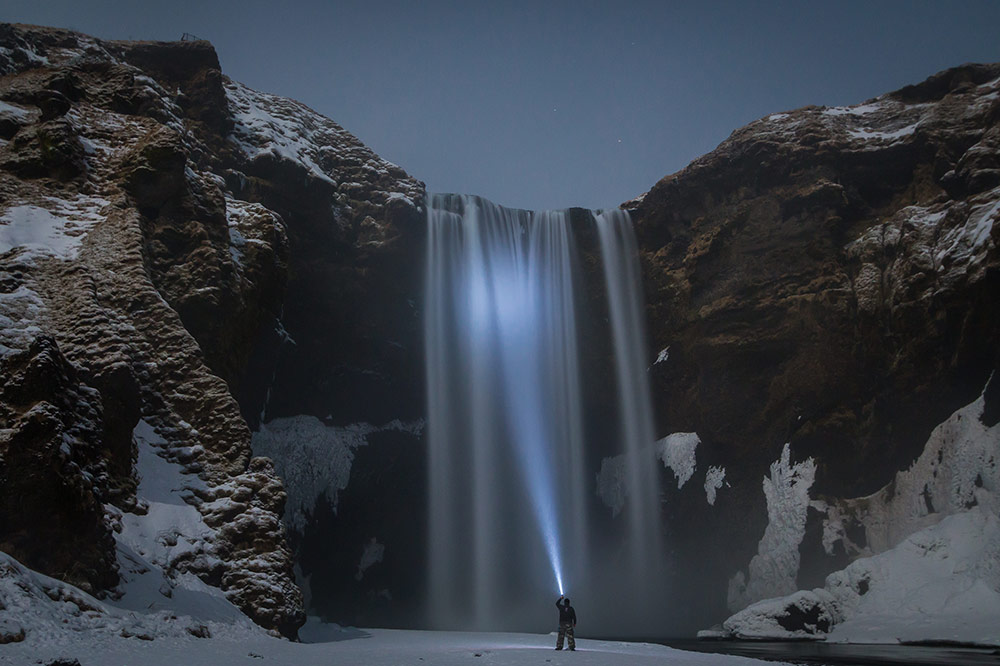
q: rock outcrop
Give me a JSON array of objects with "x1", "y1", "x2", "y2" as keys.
[
  {"x1": 0, "y1": 21, "x2": 427, "y2": 636},
  {"x1": 630, "y1": 63, "x2": 1000, "y2": 628}
]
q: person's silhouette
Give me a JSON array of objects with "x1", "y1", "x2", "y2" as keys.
[{"x1": 555, "y1": 595, "x2": 577, "y2": 650}]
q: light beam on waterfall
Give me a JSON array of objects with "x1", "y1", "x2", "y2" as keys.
[{"x1": 425, "y1": 194, "x2": 662, "y2": 631}]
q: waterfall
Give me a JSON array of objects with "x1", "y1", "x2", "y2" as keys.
[
  {"x1": 595, "y1": 209, "x2": 664, "y2": 580},
  {"x1": 425, "y1": 194, "x2": 662, "y2": 632}
]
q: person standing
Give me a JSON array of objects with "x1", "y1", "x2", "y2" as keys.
[{"x1": 555, "y1": 595, "x2": 577, "y2": 650}]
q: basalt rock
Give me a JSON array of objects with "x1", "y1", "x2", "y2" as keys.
[{"x1": 0, "y1": 117, "x2": 85, "y2": 181}]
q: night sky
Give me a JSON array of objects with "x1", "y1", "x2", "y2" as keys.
[{"x1": 6, "y1": 0, "x2": 1000, "y2": 210}]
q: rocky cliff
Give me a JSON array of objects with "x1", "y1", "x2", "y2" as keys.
[
  {"x1": 0, "y1": 23, "x2": 422, "y2": 637},
  {"x1": 630, "y1": 63, "x2": 1000, "y2": 632}
]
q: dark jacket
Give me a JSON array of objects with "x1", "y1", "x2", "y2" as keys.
[{"x1": 556, "y1": 598, "x2": 577, "y2": 625}]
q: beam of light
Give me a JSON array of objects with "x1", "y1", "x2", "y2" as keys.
[
  {"x1": 427, "y1": 195, "x2": 579, "y2": 628},
  {"x1": 491, "y1": 253, "x2": 566, "y2": 601}
]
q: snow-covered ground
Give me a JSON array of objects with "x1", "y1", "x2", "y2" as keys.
[
  {"x1": 0, "y1": 543, "x2": 787, "y2": 665},
  {"x1": 0, "y1": 610, "x2": 792, "y2": 666}
]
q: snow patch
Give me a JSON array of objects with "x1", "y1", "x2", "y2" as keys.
[
  {"x1": 224, "y1": 196, "x2": 279, "y2": 267},
  {"x1": 107, "y1": 420, "x2": 230, "y2": 620},
  {"x1": 935, "y1": 189, "x2": 998, "y2": 270},
  {"x1": 657, "y1": 432, "x2": 700, "y2": 489},
  {"x1": 225, "y1": 80, "x2": 338, "y2": 186},
  {"x1": 848, "y1": 123, "x2": 918, "y2": 142},
  {"x1": 704, "y1": 466, "x2": 727, "y2": 506},
  {"x1": 0, "y1": 195, "x2": 109, "y2": 259},
  {"x1": 822, "y1": 102, "x2": 883, "y2": 117},
  {"x1": 0, "y1": 99, "x2": 33, "y2": 121}
]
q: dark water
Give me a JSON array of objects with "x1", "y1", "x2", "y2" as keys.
[{"x1": 660, "y1": 639, "x2": 1000, "y2": 666}]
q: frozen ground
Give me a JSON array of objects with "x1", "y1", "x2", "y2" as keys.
[{"x1": 0, "y1": 617, "x2": 793, "y2": 666}]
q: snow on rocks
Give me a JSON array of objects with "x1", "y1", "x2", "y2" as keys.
[
  {"x1": 0, "y1": 550, "x2": 229, "y2": 651},
  {"x1": 846, "y1": 183, "x2": 998, "y2": 306},
  {"x1": 723, "y1": 589, "x2": 839, "y2": 640},
  {"x1": 821, "y1": 102, "x2": 884, "y2": 117},
  {"x1": 224, "y1": 79, "x2": 423, "y2": 209},
  {"x1": 355, "y1": 538, "x2": 386, "y2": 581},
  {"x1": 823, "y1": 508, "x2": 1000, "y2": 645},
  {"x1": 720, "y1": 384, "x2": 1000, "y2": 644},
  {"x1": 818, "y1": 381, "x2": 1000, "y2": 558},
  {"x1": 598, "y1": 431, "x2": 706, "y2": 513},
  {"x1": 0, "y1": 284, "x2": 45, "y2": 357},
  {"x1": 721, "y1": 508, "x2": 1000, "y2": 646},
  {"x1": 847, "y1": 122, "x2": 919, "y2": 143},
  {"x1": 114, "y1": 421, "x2": 215, "y2": 584},
  {"x1": 224, "y1": 195, "x2": 286, "y2": 270},
  {"x1": 225, "y1": 80, "x2": 337, "y2": 186},
  {"x1": 704, "y1": 465, "x2": 727, "y2": 506},
  {"x1": 728, "y1": 444, "x2": 816, "y2": 612},
  {"x1": 252, "y1": 416, "x2": 425, "y2": 531},
  {"x1": 657, "y1": 432, "x2": 700, "y2": 489},
  {"x1": 0, "y1": 194, "x2": 110, "y2": 259}
]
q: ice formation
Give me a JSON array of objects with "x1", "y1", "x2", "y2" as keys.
[
  {"x1": 704, "y1": 466, "x2": 727, "y2": 506},
  {"x1": 251, "y1": 416, "x2": 424, "y2": 531},
  {"x1": 728, "y1": 444, "x2": 816, "y2": 611},
  {"x1": 657, "y1": 432, "x2": 701, "y2": 489}
]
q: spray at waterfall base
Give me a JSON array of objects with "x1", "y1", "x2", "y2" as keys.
[{"x1": 425, "y1": 194, "x2": 671, "y2": 634}]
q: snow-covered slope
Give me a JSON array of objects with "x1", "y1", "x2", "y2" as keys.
[
  {"x1": 718, "y1": 384, "x2": 1000, "y2": 645},
  {"x1": 722, "y1": 508, "x2": 1000, "y2": 646},
  {"x1": 0, "y1": 556, "x2": 791, "y2": 666}
]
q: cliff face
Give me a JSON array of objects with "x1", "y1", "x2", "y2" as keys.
[
  {"x1": 0, "y1": 23, "x2": 423, "y2": 637},
  {"x1": 630, "y1": 64, "x2": 1000, "y2": 627}
]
